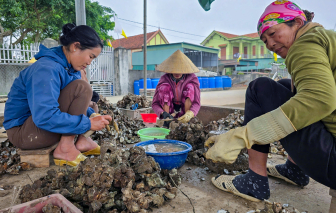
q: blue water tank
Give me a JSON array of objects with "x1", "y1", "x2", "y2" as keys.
[
  {"x1": 139, "y1": 78, "x2": 152, "y2": 89},
  {"x1": 208, "y1": 77, "x2": 215, "y2": 88},
  {"x1": 202, "y1": 77, "x2": 209, "y2": 89},
  {"x1": 222, "y1": 76, "x2": 232, "y2": 89},
  {"x1": 134, "y1": 80, "x2": 140, "y2": 95},
  {"x1": 151, "y1": 78, "x2": 160, "y2": 89},
  {"x1": 139, "y1": 79, "x2": 144, "y2": 89},
  {"x1": 197, "y1": 77, "x2": 203, "y2": 89},
  {"x1": 215, "y1": 76, "x2": 223, "y2": 88}
]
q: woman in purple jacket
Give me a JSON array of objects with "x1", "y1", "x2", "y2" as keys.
[{"x1": 152, "y1": 50, "x2": 201, "y2": 127}]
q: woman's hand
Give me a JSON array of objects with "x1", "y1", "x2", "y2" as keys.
[{"x1": 90, "y1": 115, "x2": 112, "y2": 131}]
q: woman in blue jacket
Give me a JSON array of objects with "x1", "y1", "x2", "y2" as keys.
[{"x1": 4, "y1": 23, "x2": 112, "y2": 166}]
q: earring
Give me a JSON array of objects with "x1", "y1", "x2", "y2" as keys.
[{"x1": 74, "y1": 49, "x2": 76, "y2": 52}]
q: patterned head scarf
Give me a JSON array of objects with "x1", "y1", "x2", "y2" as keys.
[{"x1": 257, "y1": 0, "x2": 307, "y2": 37}]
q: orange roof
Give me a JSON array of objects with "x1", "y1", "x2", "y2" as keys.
[
  {"x1": 216, "y1": 31, "x2": 238, "y2": 38},
  {"x1": 216, "y1": 31, "x2": 259, "y2": 39},
  {"x1": 242, "y1": 33, "x2": 259, "y2": 38},
  {"x1": 111, "y1": 30, "x2": 168, "y2": 50}
]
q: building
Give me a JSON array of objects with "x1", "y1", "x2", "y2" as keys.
[
  {"x1": 132, "y1": 42, "x2": 219, "y2": 71},
  {"x1": 201, "y1": 31, "x2": 280, "y2": 73},
  {"x1": 111, "y1": 29, "x2": 169, "y2": 52}
]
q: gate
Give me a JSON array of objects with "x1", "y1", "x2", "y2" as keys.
[{"x1": 88, "y1": 46, "x2": 115, "y2": 96}]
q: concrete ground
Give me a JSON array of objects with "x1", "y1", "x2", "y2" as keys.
[
  {"x1": 0, "y1": 88, "x2": 332, "y2": 212},
  {"x1": 0, "y1": 155, "x2": 331, "y2": 212}
]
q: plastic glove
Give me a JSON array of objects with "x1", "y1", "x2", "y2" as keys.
[
  {"x1": 177, "y1": 110, "x2": 194, "y2": 123},
  {"x1": 162, "y1": 112, "x2": 174, "y2": 119},
  {"x1": 161, "y1": 112, "x2": 173, "y2": 128},
  {"x1": 205, "y1": 108, "x2": 296, "y2": 164}
]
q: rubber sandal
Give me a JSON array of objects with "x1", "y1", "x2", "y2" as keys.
[
  {"x1": 54, "y1": 153, "x2": 87, "y2": 167},
  {"x1": 82, "y1": 145, "x2": 100, "y2": 156},
  {"x1": 267, "y1": 164, "x2": 297, "y2": 186},
  {"x1": 211, "y1": 175, "x2": 261, "y2": 202}
]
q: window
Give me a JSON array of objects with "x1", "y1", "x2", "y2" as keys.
[
  {"x1": 221, "y1": 47, "x2": 226, "y2": 59},
  {"x1": 261, "y1": 46, "x2": 264, "y2": 56},
  {"x1": 253, "y1": 46, "x2": 256, "y2": 56}
]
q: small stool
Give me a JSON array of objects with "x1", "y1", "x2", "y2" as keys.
[
  {"x1": 18, "y1": 143, "x2": 58, "y2": 168},
  {"x1": 330, "y1": 188, "x2": 336, "y2": 213}
]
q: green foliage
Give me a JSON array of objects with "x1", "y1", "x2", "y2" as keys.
[
  {"x1": 226, "y1": 71, "x2": 232, "y2": 75},
  {"x1": 237, "y1": 72, "x2": 245, "y2": 75},
  {"x1": 0, "y1": 0, "x2": 115, "y2": 45}
]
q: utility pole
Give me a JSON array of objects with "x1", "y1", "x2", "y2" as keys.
[
  {"x1": 143, "y1": 0, "x2": 147, "y2": 96},
  {"x1": 75, "y1": 0, "x2": 86, "y2": 25}
]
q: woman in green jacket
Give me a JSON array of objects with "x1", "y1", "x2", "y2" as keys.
[{"x1": 205, "y1": 0, "x2": 336, "y2": 202}]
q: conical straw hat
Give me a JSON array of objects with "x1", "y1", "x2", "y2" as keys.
[{"x1": 156, "y1": 50, "x2": 199, "y2": 74}]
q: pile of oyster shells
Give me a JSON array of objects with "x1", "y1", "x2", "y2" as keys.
[
  {"x1": 92, "y1": 96, "x2": 146, "y2": 145},
  {"x1": 0, "y1": 139, "x2": 32, "y2": 177},
  {"x1": 166, "y1": 110, "x2": 249, "y2": 174},
  {"x1": 19, "y1": 143, "x2": 180, "y2": 213},
  {"x1": 116, "y1": 94, "x2": 151, "y2": 110}
]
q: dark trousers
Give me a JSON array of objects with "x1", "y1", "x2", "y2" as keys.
[
  {"x1": 244, "y1": 77, "x2": 336, "y2": 189},
  {"x1": 7, "y1": 80, "x2": 92, "y2": 150}
]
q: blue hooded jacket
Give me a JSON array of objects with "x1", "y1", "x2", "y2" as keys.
[{"x1": 4, "y1": 45, "x2": 93, "y2": 135}]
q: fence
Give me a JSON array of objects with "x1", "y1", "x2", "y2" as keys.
[
  {"x1": 88, "y1": 46, "x2": 114, "y2": 96},
  {"x1": 0, "y1": 43, "x2": 115, "y2": 96},
  {"x1": 0, "y1": 43, "x2": 39, "y2": 64}
]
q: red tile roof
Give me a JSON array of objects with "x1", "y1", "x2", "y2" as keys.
[
  {"x1": 112, "y1": 30, "x2": 168, "y2": 50},
  {"x1": 216, "y1": 31, "x2": 238, "y2": 38},
  {"x1": 241, "y1": 33, "x2": 259, "y2": 38},
  {"x1": 216, "y1": 31, "x2": 259, "y2": 38}
]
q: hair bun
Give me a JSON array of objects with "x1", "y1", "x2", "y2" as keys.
[{"x1": 62, "y1": 23, "x2": 76, "y2": 36}]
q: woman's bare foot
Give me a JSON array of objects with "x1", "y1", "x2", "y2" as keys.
[
  {"x1": 53, "y1": 135, "x2": 81, "y2": 161},
  {"x1": 75, "y1": 135, "x2": 98, "y2": 152}
]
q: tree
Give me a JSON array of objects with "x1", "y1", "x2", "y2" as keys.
[{"x1": 0, "y1": 0, "x2": 115, "y2": 46}]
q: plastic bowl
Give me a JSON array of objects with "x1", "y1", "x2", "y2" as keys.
[
  {"x1": 134, "y1": 139, "x2": 192, "y2": 170},
  {"x1": 141, "y1": 113, "x2": 157, "y2": 123},
  {"x1": 137, "y1": 127, "x2": 170, "y2": 141}
]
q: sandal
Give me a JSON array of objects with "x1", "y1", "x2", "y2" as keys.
[
  {"x1": 82, "y1": 145, "x2": 100, "y2": 156},
  {"x1": 267, "y1": 164, "x2": 297, "y2": 186},
  {"x1": 54, "y1": 153, "x2": 87, "y2": 167},
  {"x1": 211, "y1": 175, "x2": 261, "y2": 202}
]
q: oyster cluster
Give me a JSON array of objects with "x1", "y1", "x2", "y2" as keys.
[
  {"x1": 116, "y1": 94, "x2": 151, "y2": 110},
  {"x1": 166, "y1": 110, "x2": 249, "y2": 174},
  {"x1": 0, "y1": 139, "x2": 32, "y2": 177},
  {"x1": 19, "y1": 144, "x2": 180, "y2": 213},
  {"x1": 269, "y1": 141, "x2": 288, "y2": 159},
  {"x1": 206, "y1": 110, "x2": 244, "y2": 132},
  {"x1": 92, "y1": 96, "x2": 146, "y2": 145}
]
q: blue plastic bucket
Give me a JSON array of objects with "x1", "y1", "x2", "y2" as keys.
[
  {"x1": 151, "y1": 78, "x2": 160, "y2": 89},
  {"x1": 208, "y1": 77, "x2": 215, "y2": 88},
  {"x1": 139, "y1": 78, "x2": 152, "y2": 89},
  {"x1": 222, "y1": 76, "x2": 232, "y2": 89},
  {"x1": 202, "y1": 77, "x2": 209, "y2": 88},
  {"x1": 197, "y1": 77, "x2": 203, "y2": 89},
  {"x1": 134, "y1": 139, "x2": 192, "y2": 170},
  {"x1": 139, "y1": 79, "x2": 144, "y2": 89},
  {"x1": 133, "y1": 80, "x2": 140, "y2": 95},
  {"x1": 215, "y1": 76, "x2": 223, "y2": 88}
]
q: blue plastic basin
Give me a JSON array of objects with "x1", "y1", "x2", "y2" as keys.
[{"x1": 134, "y1": 139, "x2": 192, "y2": 170}]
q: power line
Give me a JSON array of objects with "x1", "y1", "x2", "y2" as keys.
[
  {"x1": 118, "y1": 20, "x2": 203, "y2": 42},
  {"x1": 118, "y1": 18, "x2": 206, "y2": 38}
]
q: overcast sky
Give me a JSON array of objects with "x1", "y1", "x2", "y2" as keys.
[{"x1": 97, "y1": 0, "x2": 336, "y2": 45}]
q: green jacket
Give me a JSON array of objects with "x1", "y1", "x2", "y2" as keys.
[{"x1": 282, "y1": 22, "x2": 336, "y2": 137}]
